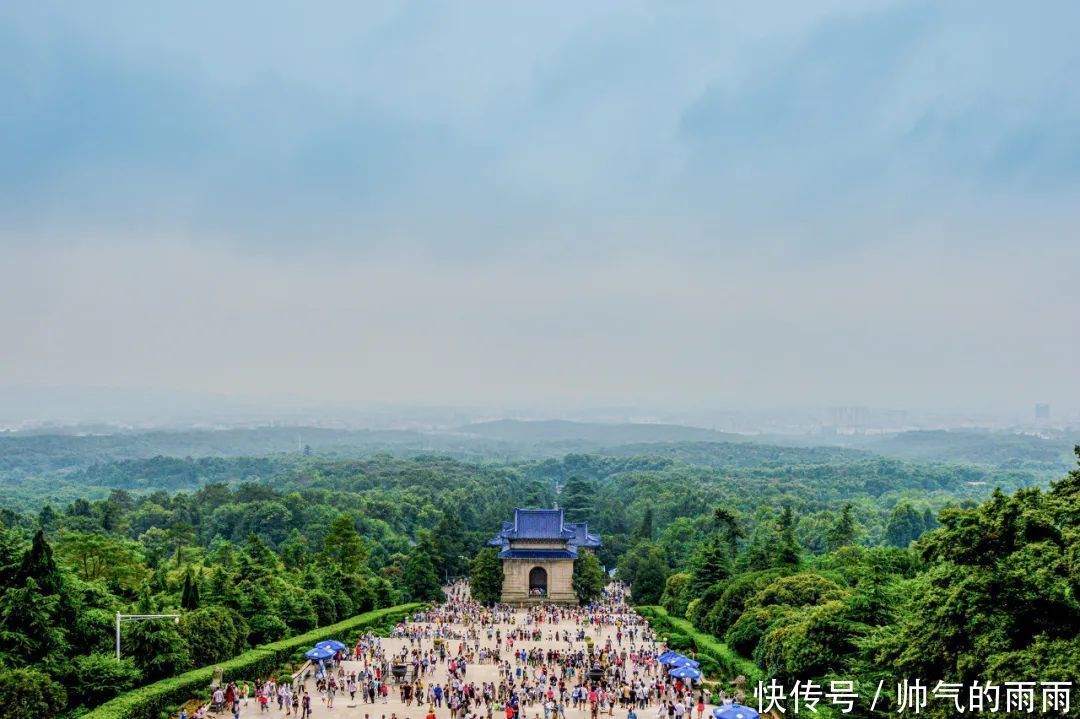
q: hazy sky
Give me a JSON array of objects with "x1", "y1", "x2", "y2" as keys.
[{"x1": 2, "y1": 1, "x2": 1079, "y2": 414}]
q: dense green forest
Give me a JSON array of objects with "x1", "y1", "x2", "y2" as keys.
[
  {"x1": 0, "y1": 456, "x2": 547, "y2": 718},
  {"x1": 613, "y1": 449, "x2": 1080, "y2": 717},
  {"x1": 0, "y1": 429, "x2": 1078, "y2": 719},
  {"x1": 1, "y1": 425, "x2": 1073, "y2": 514}
]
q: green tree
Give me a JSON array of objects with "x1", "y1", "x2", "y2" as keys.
[
  {"x1": 179, "y1": 605, "x2": 249, "y2": 665},
  {"x1": 469, "y1": 548, "x2": 505, "y2": 606},
  {"x1": 67, "y1": 654, "x2": 142, "y2": 707},
  {"x1": 688, "y1": 535, "x2": 733, "y2": 596},
  {"x1": 0, "y1": 579, "x2": 67, "y2": 665},
  {"x1": 121, "y1": 617, "x2": 191, "y2": 680},
  {"x1": 402, "y1": 532, "x2": 442, "y2": 602},
  {"x1": 872, "y1": 485, "x2": 1079, "y2": 686},
  {"x1": 16, "y1": 530, "x2": 64, "y2": 596},
  {"x1": 885, "y1": 503, "x2": 925, "y2": 547},
  {"x1": 631, "y1": 545, "x2": 668, "y2": 605},
  {"x1": 241, "y1": 583, "x2": 288, "y2": 644},
  {"x1": 433, "y1": 510, "x2": 469, "y2": 580},
  {"x1": 559, "y1": 477, "x2": 596, "y2": 523},
  {"x1": 572, "y1": 551, "x2": 606, "y2": 605},
  {"x1": 747, "y1": 572, "x2": 848, "y2": 610},
  {"x1": 242, "y1": 533, "x2": 280, "y2": 577},
  {"x1": 826, "y1": 503, "x2": 858, "y2": 552},
  {"x1": 37, "y1": 505, "x2": 59, "y2": 532},
  {"x1": 660, "y1": 572, "x2": 692, "y2": 616},
  {"x1": 322, "y1": 514, "x2": 367, "y2": 574},
  {"x1": 712, "y1": 507, "x2": 745, "y2": 557},
  {"x1": 0, "y1": 668, "x2": 67, "y2": 719},
  {"x1": 633, "y1": 508, "x2": 654, "y2": 542},
  {"x1": 0, "y1": 529, "x2": 25, "y2": 593},
  {"x1": 279, "y1": 588, "x2": 318, "y2": 630},
  {"x1": 180, "y1": 566, "x2": 201, "y2": 610},
  {"x1": 775, "y1": 506, "x2": 802, "y2": 568},
  {"x1": 137, "y1": 527, "x2": 173, "y2": 569},
  {"x1": 279, "y1": 529, "x2": 310, "y2": 570},
  {"x1": 55, "y1": 531, "x2": 145, "y2": 588}
]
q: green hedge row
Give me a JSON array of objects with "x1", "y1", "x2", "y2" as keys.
[
  {"x1": 636, "y1": 605, "x2": 762, "y2": 684},
  {"x1": 84, "y1": 604, "x2": 421, "y2": 719}
]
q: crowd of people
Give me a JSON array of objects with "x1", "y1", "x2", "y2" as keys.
[{"x1": 193, "y1": 581, "x2": 733, "y2": 719}]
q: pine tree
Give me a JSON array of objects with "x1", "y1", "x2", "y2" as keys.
[
  {"x1": 0, "y1": 578, "x2": 68, "y2": 664},
  {"x1": 0, "y1": 527, "x2": 25, "y2": 590},
  {"x1": 631, "y1": 546, "x2": 668, "y2": 605},
  {"x1": 469, "y1": 548, "x2": 504, "y2": 606},
  {"x1": 559, "y1": 477, "x2": 596, "y2": 522},
  {"x1": 403, "y1": 532, "x2": 443, "y2": 602},
  {"x1": 279, "y1": 529, "x2": 309, "y2": 570},
  {"x1": 885, "y1": 503, "x2": 925, "y2": 547},
  {"x1": 121, "y1": 617, "x2": 191, "y2": 680},
  {"x1": 243, "y1": 533, "x2": 280, "y2": 576},
  {"x1": 322, "y1": 515, "x2": 367, "y2": 574},
  {"x1": 775, "y1": 506, "x2": 802, "y2": 567},
  {"x1": 688, "y1": 535, "x2": 732, "y2": 595},
  {"x1": 180, "y1": 566, "x2": 200, "y2": 610},
  {"x1": 712, "y1": 507, "x2": 745, "y2": 557},
  {"x1": 826, "y1": 503, "x2": 858, "y2": 551},
  {"x1": 633, "y1": 508, "x2": 654, "y2": 542},
  {"x1": 17, "y1": 530, "x2": 63, "y2": 596},
  {"x1": 434, "y1": 510, "x2": 469, "y2": 580}
]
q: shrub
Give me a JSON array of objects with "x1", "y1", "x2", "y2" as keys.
[
  {"x1": 0, "y1": 667, "x2": 68, "y2": 719},
  {"x1": 68, "y1": 654, "x2": 143, "y2": 707},
  {"x1": 746, "y1": 572, "x2": 847, "y2": 610},
  {"x1": 637, "y1": 605, "x2": 761, "y2": 683},
  {"x1": 700, "y1": 569, "x2": 785, "y2": 636},
  {"x1": 660, "y1": 572, "x2": 692, "y2": 617},
  {"x1": 723, "y1": 606, "x2": 792, "y2": 657},
  {"x1": 84, "y1": 604, "x2": 419, "y2": 719},
  {"x1": 179, "y1": 606, "x2": 249, "y2": 667}
]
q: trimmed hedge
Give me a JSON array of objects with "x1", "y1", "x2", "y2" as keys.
[
  {"x1": 636, "y1": 605, "x2": 761, "y2": 684},
  {"x1": 84, "y1": 604, "x2": 420, "y2": 719}
]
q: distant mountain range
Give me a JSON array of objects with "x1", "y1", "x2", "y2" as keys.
[{"x1": 450, "y1": 419, "x2": 746, "y2": 444}]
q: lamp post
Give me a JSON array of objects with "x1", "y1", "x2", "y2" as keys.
[{"x1": 115, "y1": 612, "x2": 181, "y2": 660}]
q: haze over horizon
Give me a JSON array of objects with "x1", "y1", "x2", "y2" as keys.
[{"x1": 3, "y1": 1, "x2": 1079, "y2": 417}]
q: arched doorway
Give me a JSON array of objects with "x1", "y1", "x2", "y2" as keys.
[{"x1": 529, "y1": 566, "x2": 548, "y2": 596}]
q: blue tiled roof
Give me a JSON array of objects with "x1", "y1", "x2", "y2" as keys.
[
  {"x1": 565, "y1": 521, "x2": 602, "y2": 548},
  {"x1": 499, "y1": 547, "x2": 578, "y2": 560},
  {"x1": 504, "y1": 508, "x2": 577, "y2": 540},
  {"x1": 489, "y1": 509, "x2": 602, "y2": 548}
]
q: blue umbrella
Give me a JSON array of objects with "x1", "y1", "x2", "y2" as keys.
[
  {"x1": 669, "y1": 656, "x2": 700, "y2": 668},
  {"x1": 305, "y1": 646, "x2": 335, "y2": 661},
  {"x1": 660, "y1": 652, "x2": 687, "y2": 665},
  {"x1": 317, "y1": 640, "x2": 347, "y2": 652},
  {"x1": 713, "y1": 705, "x2": 759, "y2": 719},
  {"x1": 657, "y1": 650, "x2": 678, "y2": 662},
  {"x1": 668, "y1": 666, "x2": 702, "y2": 680}
]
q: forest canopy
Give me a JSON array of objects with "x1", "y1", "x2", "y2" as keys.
[{"x1": 0, "y1": 431, "x2": 1077, "y2": 719}]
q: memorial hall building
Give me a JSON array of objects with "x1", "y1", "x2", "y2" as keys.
[{"x1": 488, "y1": 508, "x2": 601, "y2": 605}]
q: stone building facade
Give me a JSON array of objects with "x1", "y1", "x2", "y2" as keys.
[{"x1": 488, "y1": 508, "x2": 601, "y2": 605}]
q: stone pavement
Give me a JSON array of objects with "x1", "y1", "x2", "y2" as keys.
[{"x1": 233, "y1": 605, "x2": 733, "y2": 719}]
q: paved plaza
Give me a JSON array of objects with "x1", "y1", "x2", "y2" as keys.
[{"x1": 243, "y1": 594, "x2": 734, "y2": 719}]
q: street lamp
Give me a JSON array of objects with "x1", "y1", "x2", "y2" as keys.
[{"x1": 115, "y1": 612, "x2": 181, "y2": 660}]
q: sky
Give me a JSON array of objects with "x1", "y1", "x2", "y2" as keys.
[{"x1": 1, "y1": 1, "x2": 1079, "y2": 418}]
